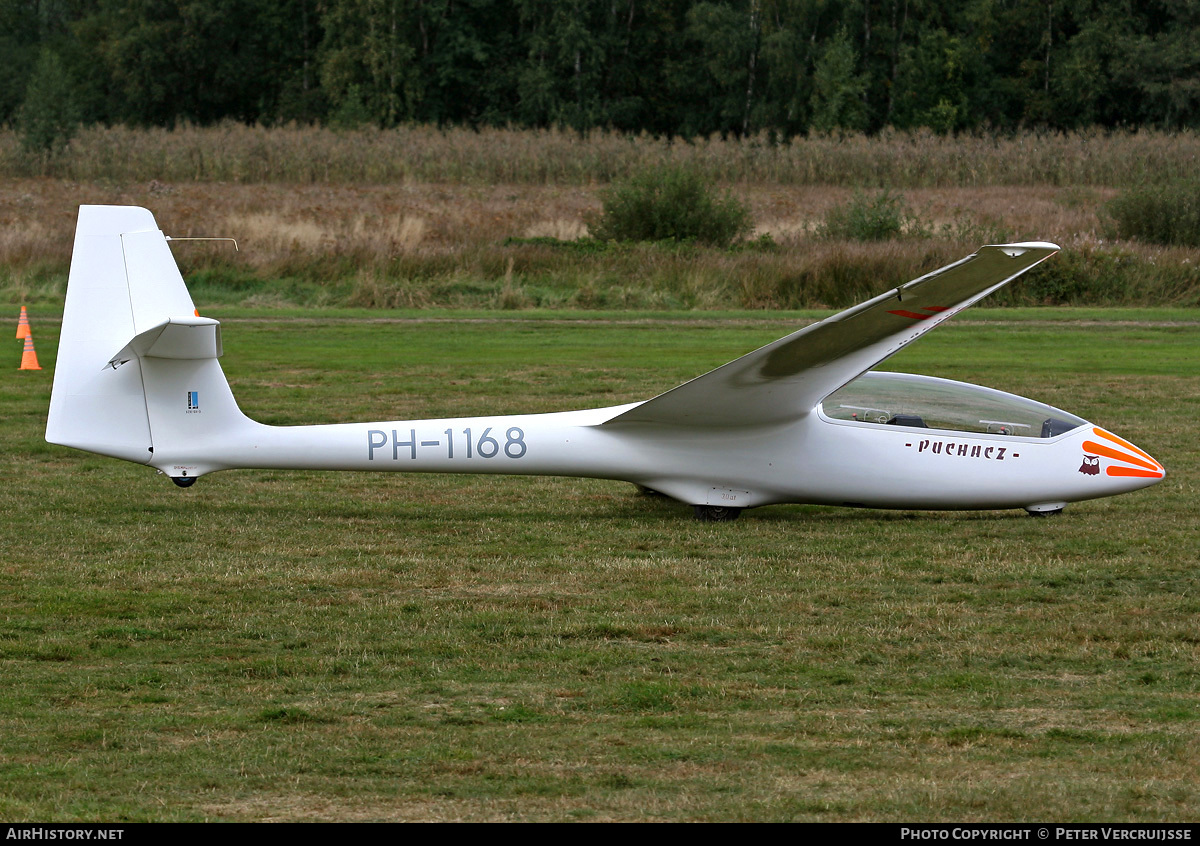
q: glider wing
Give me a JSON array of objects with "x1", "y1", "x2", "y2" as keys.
[{"x1": 602, "y1": 242, "x2": 1059, "y2": 428}]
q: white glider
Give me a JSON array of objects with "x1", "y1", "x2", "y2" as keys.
[{"x1": 47, "y1": 205, "x2": 1165, "y2": 520}]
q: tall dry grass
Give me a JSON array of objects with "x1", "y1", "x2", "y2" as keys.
[
  {"x1": 2, "y1": 124, "x2": 1199, "y2": 187},
  {"x1": 3, "y1": 178, "x2": 1198, "y2": 309},
  {"x1": 0, "y1": 179, "x2": 1109, "y2": 269}
]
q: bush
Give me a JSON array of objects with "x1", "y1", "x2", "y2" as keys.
[
  {"x1": 1104, "y1": 180, "x2": 1200, "y2": 246},
  {"x1": 588, "y1": 166, "x2": 753, "y2": 248},
  {"x1": 817, "y1": 190, "x2": 924, "y2": 241}
]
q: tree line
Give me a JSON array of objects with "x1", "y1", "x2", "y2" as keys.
[{"x1": 5, "y1": 0, "x2": 1199, "y2": 147}]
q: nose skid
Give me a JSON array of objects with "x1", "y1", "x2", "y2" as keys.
[{"x1": 1077, "y1": 427, "x2": 1165, "y2": 492}]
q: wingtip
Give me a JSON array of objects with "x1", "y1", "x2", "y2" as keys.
[
  {"x1": 76, "y1": 205, "x2": 160, "y2": 237},
  {"x1": 986, "y1": 241, "x2": 1061, "y2": 255}
]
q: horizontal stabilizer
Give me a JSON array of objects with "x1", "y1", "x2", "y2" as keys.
[{"x1": 107, "y1": 317, "x2": 222, "y2": 370}]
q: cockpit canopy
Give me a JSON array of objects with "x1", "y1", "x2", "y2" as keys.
[{"x1": 820, "y1": 372, "x2": 1086, "y2": 438}]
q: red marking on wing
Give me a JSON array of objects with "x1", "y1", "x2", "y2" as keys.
[{"x1": 888, "y1": 305, "x2": 951, "y2": 320}]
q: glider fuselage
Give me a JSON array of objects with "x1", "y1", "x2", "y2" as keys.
[{"x1": 151, "y1": 393, "x2": 1160, "y2": 514}]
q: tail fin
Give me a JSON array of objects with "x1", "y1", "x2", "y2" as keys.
[{"x1": 47, "y1": 206, "x2": 250, "y2": 478}]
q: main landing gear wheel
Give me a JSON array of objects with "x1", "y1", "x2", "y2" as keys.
[
  {"x1": 1024, "y1": 502, "x2": 1066, "y2": 517},
  {"x1": 693, "y1": 505, "x2": 742, "y2": 522},
  {"x1": 171, "y1": 476, "x2": 197, "y2": 488}
]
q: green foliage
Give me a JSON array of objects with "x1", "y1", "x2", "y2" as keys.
[
  {"x1": 17, "y1": 49, "x2": 79, "y2": 156},
  {"x1": 809, "y1": 28, "x2": 867, "y2": 134},
  {"x1": 892, "y1": 28, "x2": 971, "y2": 134},
  {"x1": 1104, "y1": 180, "x2": 1200, "y2": 246},
  {"x1": 818, "y1": 191, "x2": 924, "y2": 241},
  {"x1": 327, "y1": 84, "x2": 373, "y2": 130},
  {"x1": 0, "y1": 2, "x2": 39, "y2": 125},
  {"x1": 588, "y1": 167, "x2": 753, "y2": 248},
  {"x1": 3, "y1": 0, "x2": 1200, "y2": 136},
  {"x1": 1002, "y1": 249, "x2": 1129, "y2": 305},
  {"x1": 676, "y1": 2, "x2": 760, "y2": 136},
  {"x1": 319, "y1": 0, "x2": 420, "y2": 128},
  {"x1": 501, "y1": 237, "x2": 613, "y2": 255}
]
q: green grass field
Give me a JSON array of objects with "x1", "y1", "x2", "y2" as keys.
[{"x1": 1, "y1": 309, "x2": 1197, "y2": 821}]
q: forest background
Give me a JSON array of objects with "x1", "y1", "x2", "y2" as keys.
[{"x1": 4, "y1": 0, "x2": 1199, "y2": 137}]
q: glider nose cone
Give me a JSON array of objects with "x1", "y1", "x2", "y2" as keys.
[{"x1": 1079, "y1": 427, "x2": 1166, "y2": 492}]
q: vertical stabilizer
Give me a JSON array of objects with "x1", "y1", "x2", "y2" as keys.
[
  {"x1": 47, "y1": 206, "x2": 162, "y2": 462},
  {"x1": 47, "y1": 206, "x2": 247, "y2": 472}
]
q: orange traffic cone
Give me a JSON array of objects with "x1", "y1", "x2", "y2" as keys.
[
  {"x1": 19, "y1": 334, "x2": 41, "y2": 370},
  {"x1": 16, "y1": 306, "x2": 30, "y2": 340}
]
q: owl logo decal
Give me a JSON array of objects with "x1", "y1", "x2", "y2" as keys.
[{"x1": 1079, "y1": 454, "x2": 1100, "y2": 475}]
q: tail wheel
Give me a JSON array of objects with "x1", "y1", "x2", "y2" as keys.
[{"x1": 693, "y1": 504, "x2": 742, "y2": 522}]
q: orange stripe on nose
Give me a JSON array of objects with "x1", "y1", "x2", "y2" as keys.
[
  {"x1": 1081, "y1": 441, "x2": 1162, "y2": 473},
  {"x1": 1092, "y1": 428, "x2": 1162, "y2": 470},
  {"x1": 1106, "y1": 466, "x2": 1164, "y2": 479}
]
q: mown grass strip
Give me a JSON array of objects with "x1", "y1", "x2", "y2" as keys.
[{"x1": 0, "y1": 311, "x2": 1196, "y2": 821}]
